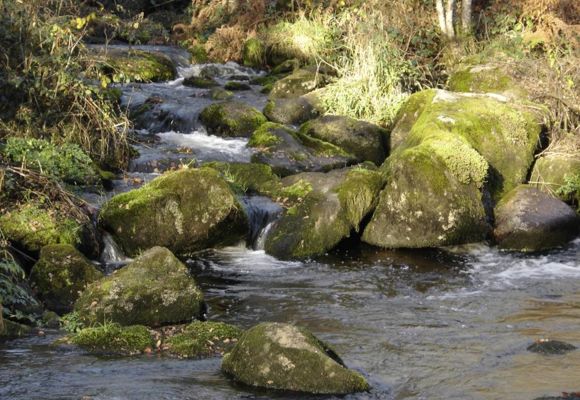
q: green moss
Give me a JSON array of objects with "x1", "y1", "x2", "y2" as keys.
[
  {"x1": 222, "y1": 322, "x2": 369, "y2": 394},
  {"x1": 0, "y1": 204, "x2": 82, "y2": 253},
  {"x1": 269, "y1": 69, "x2": 325, "y2": 99},
  {"x1": 199, "y1": 101, "x2": 267, "y2": 138},
  {"x1": 224, "y1": 81, "x2": 251, "y2": 91},
  {"x1": 447, "y1": 65, "x2": 527, "y2": 99},
  {"x1": 71, "y1": 323, "x2": 154, "y2": 355},
  {"x1": 166, "y1": 321, "x2": 242, "y2": 358},
  {"x1": 242, "y1": 38, "x2": 265, "y2": 68},
  {"x1": 189, "y1": 44, "x2": 209, "y2": 64},
  {"x1": 99, "y1": 168, "x2": 248, "y2": 257},
  {"x1": 0, "y1": 319, "x2": 31, "y2": 339},
  {"x1": 390, "y1": 89, "x2": 436, "y2": 150},
  {"x1": 30, "y1": 244, "x2": 103, "y2": 313},
  {"x1": 183, "y1": 76, "x2": 218, "y2": 88},
  {"x1": 337, "y1": 168, "x2": 385, "y2": 231},
  {"x1": 99, "y1": 50, "x2": 176, "y2": 83},
  {"x1": 203, "y1": 162, "x2": 281, "y2": 196},
  {"x1": 3, "y1": 138, "x2": 100, "y2": 186},
  {"x1": 248, "y1": 122, "x2": 284, "y2": 148},
  {"x1": 295, "y1": 131, "x2": 350, "y2": 158},
  {"x1": 209, "y1": 88, "x2": 234, "y2": 100},
  {"x1": 279, "y1": 179, "x2": 313, "y2": 201},
  {"x1": 74, "y1": 247, "x2": 204, "y2": 327}
]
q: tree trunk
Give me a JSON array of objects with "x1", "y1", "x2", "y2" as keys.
[
  {"x1": 462, "y1": 0, "x2": 472, "y2": 33},
  {"x1": 445, "y1": 0, "x2": 456, "y2": 38},
  {"x1": 435, "y1": 0, "x2": 447, "y2": 36}
]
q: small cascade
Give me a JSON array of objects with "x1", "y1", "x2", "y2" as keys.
[
  {"x1": 239, "y1": 196, "x2": 283, "y2": 250},
  {"x1": 100, "y1": 232, "x2": 132, "y2": 272}
]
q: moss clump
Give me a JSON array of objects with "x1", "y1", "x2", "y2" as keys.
[
  {"x1": 99, "y1": 168, "x2": 248, "y2": 257},
  {"x1": 2, "y1": 138, "x2": 100, "y2": 186},
  {"x1": 224, "y1": 81, "x2": 251, "y2": 91},
  {"x1": 203, "y1": 162, "x2": 281, "y2": 196},
  {"x1": 71, "y1": 323, "x2": 154, "y2": 356},
  {"x1": 199, "y1": 101, "x2": 267, "y2": 138},
  {"x1": 30, "y1": 244, "x2": 103, "y2": 314},
  {"x1": 0, "y1": 203, "x2": 83, "y2": 253},
  {"x1": 337, "y1": 167, "x2": 385, "y2": 231},
  {"x1": 447, "y1": 65, "x2": 527, "y2": 99},
  {"x1": 74, "y1": 247, "x2": 204, "y2": 327},
  {"x1": 189, "y1": 44, "x2": 209, "y2": 64},
  {"x1": 183, "y1": 76, "x2": 218, "y2": 88},
  {"x1": 208, "y1": 88, "x2": 234, "y2": 100},
  {"x1": 166, "y1": 321, "x2": 242, "y2": 358},
  {"x1": 99, "y1": 49, "x2": 176, "y2": 83},
  {"x1": 222, "y1": 322, "x2": 369, "y2": 394},
  {"x1": 242, "y1": 38, "x2": 265, "y2": 68},
  {"x1": 248, "y1": 122, "x2": 284, "y2": 148}
]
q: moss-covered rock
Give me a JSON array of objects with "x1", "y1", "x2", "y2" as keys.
[
  {"x1": 263, "y1": 96, "x2": 320, "y2": 126},
  {"x1": 203, "y1": 162, "x2": 282, "y2": 196},
  {"x1": 265, "y1": 167, "x2": 384, "y2": 259},
  {"x1": 0, "y1": 319, "x2": 32, "y2": 339},
  {"x1": 166, "y1": 321, "x2": 242, "y2": 358},
  {"x1": 99, "y1": 168, "x2": 248, "y2": 257},
  {"x1": 389, "y1": 89, "x2": 542, "y2": 200},
  {"x1": 249, "y1": 122, "x2": 356, "y2": 177},
  {"x1": 183, "y1": 76, "x2": 218, "y2": 88},
  {"x1": 448, "y1": 64, "x2": 527, "y2": 99},
  {"x1": 70, "y1": 323, "x2": 154, "y2": 356},
  {"x1": 0, "y1": 203, "x2": 98, "y2": 256},
  {"x1": 242, "y1": 38, "x2": 266, "y2": 68},
  {"x1": 199, "y1": 101, "x2": 267, "y2": 138},
  {"x1": 493, "y1": 185, "x2": 580, "y2": 252},
  {"x1": 299, "y1": 116, "x2": 389, "y2": 165},
  {"x1": 269, "y1": 69, "x2": 327, "y2": 99},
  {"x1": 224, "y1": 81, "x2": 251, "y2": 91},
  {"x1": 97, "y1": 48, "x2": 176, "y2": 83},
  {"x1": 30, "y1": 244, "x2": 103, "y2": 314},
  {"x1": 362, "y1": 141, "x2": 491, "y2": 249},
  {"x1": 222, "y1": 322, "x2": 369, "y2": 394},
  {"x1": 74, "y1": 246, "x2": 204, "y2": 327},
  {"x1": 208, "y1": 87, "x2": 234, "y2": 100}
]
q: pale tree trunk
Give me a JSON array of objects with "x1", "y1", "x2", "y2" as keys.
[
  {"x1": 461, "y1": 0, "x2": 473, "y2": 33},
  {"x1": 435, "y1": 0, "x2": 447, "y2": 35},
  {"x1": 445, "y1": 0, "x2": 456, "y2": 38}
]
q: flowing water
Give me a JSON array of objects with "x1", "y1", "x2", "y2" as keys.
[{"x1": 1, "y1": 47, "x2": 579, "y2": 400}]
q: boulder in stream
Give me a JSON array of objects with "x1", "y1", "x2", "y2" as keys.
[
  {"x1": 493, "y1": 185, "x2": 580, "y2": 252},
  {"x1": 527, "y1": 339, "x2": 577, "y2": 355},
  {"x1": 249, "y1": 122, "x2": 356, "y2": 177},
  {"x1": 299, "y1": 115, "x2": 389, "y2": 165},
  {"x1": 30, "y1": 244, "x2": 103, "y2": 314},
  {"x1": 263, "y1": 96, "x2": 320, "y2": 125},
  {"x1": 221, "y1": 322, "x2": 369, "y2": 394},
  {"x1": 269, "y1": 68, "x2": 327, "y2": 99},
  {"x1": 96, "y1": 48, "x2": 176, "y2": 83},
  {"x1": 74, "y1": 246, "x2": 204, "y2": 327},
  {"x1": 265, "y1": 167, "x2": 384, "y2": 259},
  {"x1": 199, "y1": 101, "x2": 267, "y2": 138},
  {"x1": 99, "y1": 168, "x2": 248, "y2": 257}
]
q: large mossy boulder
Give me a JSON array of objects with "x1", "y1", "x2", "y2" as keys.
[
  {"x1": 299, "y1": 115, "x2": 389, "y2": 165},
  {"x1": 97, "y1": 48, "x2": 176, "y2": 83},
  {"x1": 447, "y1": 64, "x2": 527, "y2": 99},
  {"x1": 493, "y1": 185, "x2": 580, "y2": 252},
  {"x1": 0, "y1": 202, "x2": 99, "y2": 257},
  {"x1": 69, "y1": 323, "x2": 154, "y2": 356},
  {"x1": 263, "y1": 97, "x2": 320, "y2": 126},
  {"x1": 249, "y1": 122, "x2": 356, "y2": 177},
  {"x1": 269, "y1": 69, "x2": 326, "y2": 99},
  {"x1": 222, "y1": 322, "x2": 369, "y2": 394},
  {"x1": 199, "y1": 101, "x2": 267, "y2": 138},
  {"x1": 165, "y1": 321, "x2": 242, "y2": 358},
  {"x1": 265, "y1": 167, "x2": 384, "y2": 259},
  {"x1": 99, "y1": 168, "x2": 248, "y2": 257},
  {"x1": 30, "y1": 245, "x2": 103, "y2": 314},
  {"x1": 75, "y1": 246, "x2": 204, "y2": 327}
]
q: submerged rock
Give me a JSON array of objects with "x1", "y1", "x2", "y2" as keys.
[
  {"x1": 199, "y1": 101, "x2": 267, "y2": 138},
  {"x1": 165, "y1": 321, "x2": 242, "y2": 358},
  {"x1": 493, "y1": 185, "x2": 579, "y2": 252},
  {"x1": 299, "y1": 115, "x2": 389, "y2": 165},
  {"x1": 263, "y1": 97, "x2": 320, "y2": 126},
  {"x1": 363, "y1": 89, "x2": 543, "y2": 249},
  {"x1": 265, "y1": 167, "x2": 384, "y2": 259},
  {"x1": 70, "y1": 323, "x2": 154, "y2": 356},
  {"x1": 249, "y1": 122, "x2": 356, "y2": 177},
  {"x1": 99, "y1": 168, "x2": 248, "y2": 257},
  {"x1": 221, "y1": 322, "x2": 369, "y2": 394},
  {"x1": 30, "y1": 245, "x2": 103, "y2": 314},
  {"x1": 527, "y1": 339, "x2": 577, "y2": 355},
  {"x1": 224, "y1": 81, "x2": 251, "y2": 91},
  {"x1": 75, "y1": 246, "x2": 204, "y2": 327},
  {"x1": 183, "y1": 76, "x2": 218, "y2": 88}
]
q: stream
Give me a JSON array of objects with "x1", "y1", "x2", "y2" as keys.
[{"x1": 1, "y1": 46, "x2": 579, "y2": 400}]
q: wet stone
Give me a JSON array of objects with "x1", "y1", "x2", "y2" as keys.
[{"x1": 527, "y1": 339, "x2": 577, "y2": 355}]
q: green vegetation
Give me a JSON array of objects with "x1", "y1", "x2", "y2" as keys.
[
  {"x1": 166, "y1": 321, "x2": 242, "y2": 358},
  {"x1": 70, "y1": 323, "x2": 154, "y2": 355}
]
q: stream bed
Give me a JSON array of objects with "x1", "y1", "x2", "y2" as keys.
[{"x1": 1, "y1": 47, "x2": 579, "y2": 400}]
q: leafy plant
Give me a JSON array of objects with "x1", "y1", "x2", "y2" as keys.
[{"x1": 557, "y1": 173, "x2": 580, "y2": 210}]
